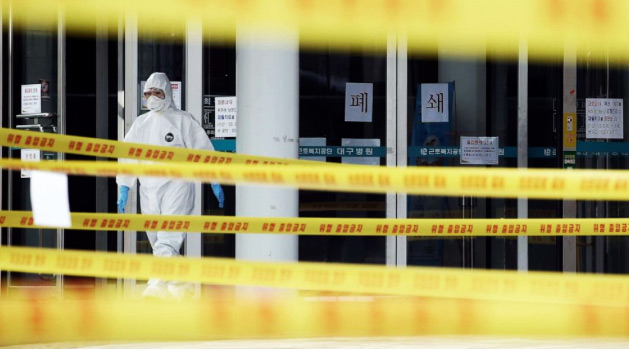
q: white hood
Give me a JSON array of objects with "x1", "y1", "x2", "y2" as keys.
[{"x1": 144, "y1": 72, "x2": 177, "y2": 111}]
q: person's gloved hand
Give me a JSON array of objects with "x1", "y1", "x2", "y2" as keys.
[
  {"x1": 211, "y1": 183, "x2": 224, "y2": 209},
  {"x1": 117, "y1": 185, "x2": 130, "y2": 213}
]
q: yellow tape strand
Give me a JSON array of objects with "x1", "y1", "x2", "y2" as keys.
[
  {"x1": 7, "y1": 0, "x2": 629, "y2": 60},
  {"x1": 2, "y1": 296, "x2": 629, "y2": 345},
  {"x1": 3, "y1": 246, "x2": 629, "y2": 307},
  {"x1": 5, "y1": 210, "x2": 629, "y2": 237},
  {"x1": 3, "y1": 157, "x2": 629, "y2": 200},
  {"x1": 0, "y1": 128, "x2": 318, "y2": 166}
]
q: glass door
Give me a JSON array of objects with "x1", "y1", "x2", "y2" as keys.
[
  {"x1": 6, "y1": 9, "x2": 62, "y2": 297},
  {"x1": 405, "y1": 50, "x2": 520, "y2": 269},
  {"x1": 298, "y1": 44, "x2": 388, "y2": 265}
]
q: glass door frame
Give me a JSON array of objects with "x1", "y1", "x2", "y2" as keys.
[
  {"x1": 394, "y1": 38, "x2": 550, "y2": 271},
  {"x1": 121, "y1": 14, "x2": 204, "y2": 298},
  {"x1": 5, "y1": 8, "x2": 66, "y2": 298}
]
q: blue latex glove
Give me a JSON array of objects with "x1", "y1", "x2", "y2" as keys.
[
  {"x1": 117, "y1": 185, "x2": 129, "y2": 213},
  {"x1": 211, "y1": 183, "x2": 224, "y2": 209}
]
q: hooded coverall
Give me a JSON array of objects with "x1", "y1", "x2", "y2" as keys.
[{"x1": 116, "y1": 72, "x2": 222, "y2": 298}]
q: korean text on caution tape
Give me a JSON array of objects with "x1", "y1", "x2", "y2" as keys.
[
  {"x1": 3, "y1": 246, "x2": 629, "y2": 307},
  {"x1": 0, "y1": 127, "x2": 317, "y2": 166},
  {"x1": 4, "y1": 158, "x2": 629, "y2": 200},
  {"x1": 6, "y1": 210, "x2": 629, "y2": 237}
]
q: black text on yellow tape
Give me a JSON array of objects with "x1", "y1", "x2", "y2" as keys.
[
  {"x1": 3, "y1": 246, "x2": 629, "y2": 307},
  {"x1": 8, "y1": 0, "x2": 629, "y2": 61},
  {"x1": 4, "y1": 158, "x2": 629, "y2": 200},
  {"x1": 0, "y1": 127, "x2": 317, "y2": 166},
  {"x1": 2, "y1": 296, "x2": 629, "y2": 345},
  {"x1": 6, "y1": 210, "x2": 629, "y2": 237}
]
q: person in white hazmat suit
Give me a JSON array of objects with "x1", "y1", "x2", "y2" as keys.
[{"x1": 116, "y1": 72, "x2": 224, "y2": 300}]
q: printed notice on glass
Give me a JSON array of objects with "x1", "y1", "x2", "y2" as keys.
[
  {"x1": 421, "y1": 83, "x2": 449, "y2": 122},
  {"x1": 345, "y1": 83, "x2": 373, "y2": 122},
  {"x1": 215, "y1": 96, "x2": 237, "y2": 138},
  {"x1": 170, "y1": 81, "x2": 182, "y2": 110},
  {"x1": 30, "y1": 171, "x2": 71, "y2": 228},
  {"x1": 586, "y1": 98, "x2": 623, "y2": 139},
  {"x1": 21, "y1": 84, "x2": 41, "y2": 114},
  {"x1": 460, "y1": 136, "x2": 499, "y2": 165},
  {"x1": 20, "y1": 149, "x2": 40, "y2": 178}
]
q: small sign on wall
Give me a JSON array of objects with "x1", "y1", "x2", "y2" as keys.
[
  {"x1": 586, "y1": 98, "x2": 623, "y2": 139},
  {"x1": 345, "y1": 83, "x2": 373, "y2": 122},
  {"x1": 460, "y1": 136, "x2": 499, "y2": 165},
  {"x1": 20, "y1": 149, "x2": 40, "y2": 178},
  {"x1": 21, "y1": 84, "x2": 41, "y2": 114},
  {"x1": 215, "y1": 96, "x2": 237, "y2": 138}
]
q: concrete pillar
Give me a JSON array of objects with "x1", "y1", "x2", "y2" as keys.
[{"x1": 235, "y1": 30, "x2": 299, "y2": 266}]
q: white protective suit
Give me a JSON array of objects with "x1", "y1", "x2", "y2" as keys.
[{"x1": 116, "y1": 73, "x2": 214, "y2": 259}]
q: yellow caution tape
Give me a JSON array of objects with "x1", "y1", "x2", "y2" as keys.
[
  {"x1": 4, "y1": 157, "x2": 629, "y2": 200},
  {"x1": 2, "y1": 295, "x2": 629, "y2": 345},
  {"x1": 3, "y1": 246, "x2": 629, "y2": 307},
  {"x1": 7, "y1": 0, "x2": 629, "y2": 60},
  {"x1": 6, "y1": 210, "x2": 629, "y2": 237},
  {"x1": 0, "y1": 127, "x2": 315, "y2": 166}
]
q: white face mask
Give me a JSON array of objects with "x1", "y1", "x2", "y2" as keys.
[{"x1": 146, "y1": 95, "x2": 166, "y2": 111}]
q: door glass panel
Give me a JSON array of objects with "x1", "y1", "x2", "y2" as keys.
[
  {"x1": 576, "y1": 54, "x2": 629, "y2": 274},
  {"x1": 201, "y1": 34, "x2": 236, "y2": 258},
  {"x1": 406, "y1": 51, "x2": 518, "y2": 269},
  {"x1": 9, "y1": 14, "x2": 58, "y2": 286},
  {"x1": 136, "y1": 29, "x2": 185, "y2": 255},
  {"x1": 299, "y1": 45, "x2": 387, "y2": 265},
  {"x1": 527, "y1": 58, "x2": 562, "y2": 271}
]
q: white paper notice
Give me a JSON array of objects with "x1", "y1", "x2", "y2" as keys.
[
  {"x1": 586, "y1": 98, "x2": 623, "y2": 139},
  {"x1": 215, "y1": 96, "x2": 237, "y2": 137},
  {"x1": 421, "y1": 83, "x2": 449, "y2": 123},
  {"x1": 30, "y1": 171, "x2": 71, "y2": 228},
  {"x1": 171, "y1": 81, "x2": 182, "y2": 110},
  {"x1": 20, "y1": 149, "x2": 41, "y2": 178},
  {"x1": 21, "y1": 84, "x2": 41, "y2": 114},
  {"x1": 460, "y1": 136, "x2": 499, "y2": 165},
  {"x1": 345, "y1": 83, "x2": 373, "y2": 122}
]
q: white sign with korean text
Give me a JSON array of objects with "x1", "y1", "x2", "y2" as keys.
[
  {"x1": 140, "y1": 81, "x2": 182, "y2": 110},
  {"x1": 170, "y1": 81, "x2": 182, "y2": 110},
  {"x1": 345, "y1": 83, "x2": 373, "y2": 122},
  {"x1": 421, "y1": 83, "x2": 449, "y2": 123},
  {"x1": 215, "y1": 96, "x2": 237, "y2": 138},
  {"x1": 21, "y1": 84, "x2": 41, "y2": 114},
  {"x1": 20, "y1": 149, "x2": 40, "y2": 178},
  {"x1": 460, "y1": 136, "x2": 499, "y2": 165},
  {"x1": 586, "y1": 98, "x2": 623, "y2": 139}
]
